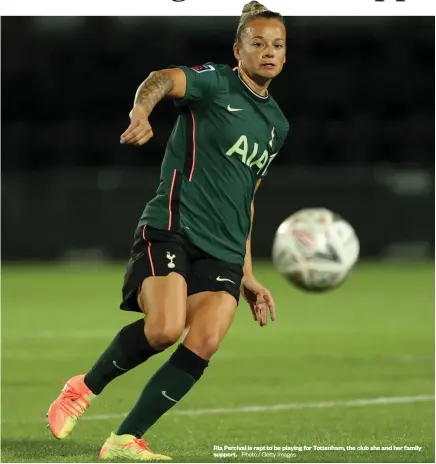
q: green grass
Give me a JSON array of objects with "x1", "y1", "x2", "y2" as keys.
[{"x1": 1, "y1": 262, "x2": 434, "y2": 462}]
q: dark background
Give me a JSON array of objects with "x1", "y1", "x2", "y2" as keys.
[{"x1": 2, "y1": 16, "x2": 434, "y2": 261}]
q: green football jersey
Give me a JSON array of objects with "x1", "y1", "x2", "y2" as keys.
[{"x1": 140, "y1": 62, "x2": 290, "y2": 265}]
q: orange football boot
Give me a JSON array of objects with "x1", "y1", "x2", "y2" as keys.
[
  {"x1": 99, "y1": 433, "x2": 171, "y2": 461},
  {"x1": 47, "y1": 374, "x2": 96, "y2": 439}
]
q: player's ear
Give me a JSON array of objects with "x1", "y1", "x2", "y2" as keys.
[{"x1": 233, "y1": 42, "x2": 241, "y2": 61}]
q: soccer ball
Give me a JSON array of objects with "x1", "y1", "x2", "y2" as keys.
[{"x1": 272, "y1": 208, "x2": 360, "y2": 292}]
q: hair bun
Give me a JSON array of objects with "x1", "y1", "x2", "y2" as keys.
[{"x1": 241, "y1": 1, "x2": 268, "y2": 14}]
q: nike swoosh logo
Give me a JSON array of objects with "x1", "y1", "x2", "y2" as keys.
[
  {"x1": 227, "y1": 105, "x2": 243, "y2": 112},
  {"x1": 113, "y1": 360, "x2": 128, "y2": 371},
  {"x1": 162, "y1": 391, "x2": 178, "y2": 402},
  {"x1": 216, "y1": 276, "x2": 236, "y2": 285}
]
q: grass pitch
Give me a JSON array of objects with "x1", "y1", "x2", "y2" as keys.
[{"x1": 1, "y1": 262, "x2": 434, "y2": 462}]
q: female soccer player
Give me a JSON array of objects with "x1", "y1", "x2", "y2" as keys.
[{"x1": 47, "y1": 1, "x2": 289, "y2": 460}]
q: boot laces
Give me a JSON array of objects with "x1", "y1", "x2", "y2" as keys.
[
  {"x1": 59, "y1": 380, "x2": 90, "y2": 419},
  {"x1": 122, "y1": 438, "x2": 154, "y2": 455}
]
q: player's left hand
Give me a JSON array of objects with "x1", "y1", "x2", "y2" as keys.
[{"x1": 240, "y1": 275, "x2": 276, "y2": 327}]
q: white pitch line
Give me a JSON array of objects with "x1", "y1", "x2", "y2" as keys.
[
  {"x1": 2, "y1": 394, "x2": 434, "y2": 425},
  {"x1": 81, "y1": 394, "x2": 435, "y2": 421}
]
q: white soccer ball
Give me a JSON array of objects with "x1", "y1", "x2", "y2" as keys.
[{"x1": 272, "y1": 208, "x2": 360, "y2": 292}]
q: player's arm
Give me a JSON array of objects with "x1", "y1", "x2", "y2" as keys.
[
  {"x1": 241, "y1": 179, "x2": 276, "y2": 325},
  {"x1": 243, "y1": 179, "x2": 262, "y2": 279},
  {"x1": 134, "y1": 69, "x2": 187, "y2": 114},
  {"x1": 120, "y1": 68, "x2": 187, "y2": 146}
]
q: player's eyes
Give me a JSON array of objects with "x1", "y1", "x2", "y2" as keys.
[
  {"x1": 275, "y1": 44, "x2": 284, "y2": 49},
  {"x1": 252, "y1": 42, "x2": 263, "y2": 47}
]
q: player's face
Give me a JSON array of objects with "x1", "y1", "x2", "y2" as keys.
[{"x1": 235, "y1": 18, "x2": 287, "y2": 81}]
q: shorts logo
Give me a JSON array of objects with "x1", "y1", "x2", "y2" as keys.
[
  {"x1": 216, "y1": 276, "x2": 236, "y2": 285},
  {"x1": 166, "y1": 252, "x2": 176, "y2": 269},
  {"x1": 191, "y1": 64, "x2": 216, "y2": 73}
]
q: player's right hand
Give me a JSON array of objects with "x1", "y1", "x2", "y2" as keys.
[{"x1": 120, "y1": 105, "x2": 153, "y2": 146}]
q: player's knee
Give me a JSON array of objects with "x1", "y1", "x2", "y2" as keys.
[
  {"x1": 145, "y1": 323, "x2": 184, "y2": 350},
  {"x1": 195, "y1": 333, "x2": 222, "y2": 360}
]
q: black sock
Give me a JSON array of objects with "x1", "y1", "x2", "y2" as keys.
[
  {"x1": 116, "y1": 344, "x2": 209, "y2": 438},
  {"x1": 84, "y1": 319, "x2": 160, "y2": 395}
]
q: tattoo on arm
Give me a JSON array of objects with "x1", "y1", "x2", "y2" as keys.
[{"x1": 134, "y1": 71, "x2": 174, "y2": 116}]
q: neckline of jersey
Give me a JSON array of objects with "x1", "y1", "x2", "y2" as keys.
[{"x1": 234, "y1": 68, "x2": 270, "y2": 103}]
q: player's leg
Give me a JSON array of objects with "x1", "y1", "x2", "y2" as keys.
[
  {"x1": 98, "y1": 274, "x2": 194, "y2": 461},
  {"x1": 84, "y1": 272, "x2": 187, "y2": 397},
  {"x1": 111, "y1": 293, "x2": 212, "y2": 439},
  {"x1": 138, "y1": 273, "x2": 187, "y2": 350},
  {"x1": 47, "y1": 226, "x2": 188, "y2": 440},
  {"x1": 106, "y1": 258, "x2": 241, "y2": 444},
  {"x1": 182, "y1": 257, "x2": 241, "y2": 360},
  {"x1": 183, "y1": 290, "x2": 237, "y2": 358}
]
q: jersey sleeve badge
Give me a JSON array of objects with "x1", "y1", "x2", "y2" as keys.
[{"x1": 191, "y1": 64, "x2": 216, "y2": 73}]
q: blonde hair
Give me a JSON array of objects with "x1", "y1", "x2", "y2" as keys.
[
  {"x1": 242, "y1": 0, "x2": 268, "y2": 14},
  {"x1": 236, "y1": 1, "x2": 284, "y2": 43}
]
